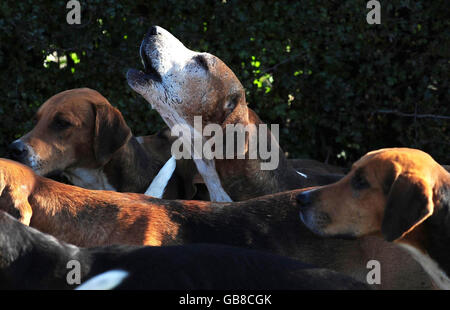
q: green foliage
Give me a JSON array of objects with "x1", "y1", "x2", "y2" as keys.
[{"x1": 0, "y1": 0, "x2": 448, "y2": 165}]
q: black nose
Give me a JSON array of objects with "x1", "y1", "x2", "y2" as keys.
[
  {"x1": 8, "y1": 140, "x2": 28, "y2": 161},
  {"x1": 148, "y1": 26, "x2": 158, "y2": 36},
  {"x1": 296, "y1": 191, "x2": 313, "y2": 207}
]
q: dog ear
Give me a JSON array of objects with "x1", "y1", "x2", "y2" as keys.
[
  {"x1": 93, "y1": 103, "x2": 132, "y2": 165},
  {"x1": 381, "y1": 173, "x2": 434, "y2": 242}
]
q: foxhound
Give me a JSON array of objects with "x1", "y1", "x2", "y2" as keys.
[{"x1": 297, "y1": 148, "x2": 450, "y2": 289}]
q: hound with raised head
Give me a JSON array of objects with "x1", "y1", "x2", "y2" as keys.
[{"x1": 127, "y1": 26, "x2": 342, "y2": 202}]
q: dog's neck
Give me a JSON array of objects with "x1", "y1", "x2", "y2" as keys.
[
  {"x1": 63, "y1": 167, "x2": 116, "y2": 191},
  {"x1": 170, "y1": 189, "x2": 323, "y2": 258},
  {"x1": 102, "y1": 137, "x2": 163, "y2": 192},
  {"x1": 399, "y1": 181, "x2": 450, "y2": 289},
  {"x1": 64, "y1": 136, "x2": 162, "y2": 193},
  {"x1": 423, "y1": 182, "x2": 450, "y2": 289},
  {"x1": 214, "y1": 108, "x2": 309, "y2": 200},
  {"x1": 154, "y1": 105, "x2": 232, "y2": 202}
]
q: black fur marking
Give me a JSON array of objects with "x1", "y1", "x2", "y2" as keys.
[
  {"x1": 0, "y1": 211, "x2": 368, "y2": 290},
  {"x1": 382, "y1": 167, "x2": 397, "y2": 195},
  {"x1": 437, "y1": 185, "x2": 450, "y2": 210},
  {"x1": 139, "y1": 37, "x2": 162, "y2": 83},
  {"x1": 425, "y1": 184, "x2": 450, "y2": 277},
  {"x1": 194, "y1": 54, "x2": 209, "y2": 71}
]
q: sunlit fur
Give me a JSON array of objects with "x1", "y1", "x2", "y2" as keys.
[{"x1": 0, "y1": 158, "x2": 435, "y2": 289}]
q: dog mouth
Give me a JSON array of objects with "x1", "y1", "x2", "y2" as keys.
[
  {"x1": 126, "y1": 32, "x2": 162, "y2": 87},
  {"x1": 299, "y1": 210, "x2": 332, "y2": 235},
  {"x1": 139, "y1": 37, "x2": 162, "y2": 83},
  {"x1": 331, "y1": 233, "x2": 357, "y2": 240},
  {"x1": 299, "y1": 211, "x2": 358, "y2": 240}
]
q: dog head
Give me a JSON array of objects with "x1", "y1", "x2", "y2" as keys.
[
  {"x1": 127, "y1": 26, "x2": 248, "y2": 131},
  {"x1": 9, "y1": 88, "x2": 131, "y2": 176},
  {"x1": 296, "y1": 148, "x2": 446, "y2": 242}
]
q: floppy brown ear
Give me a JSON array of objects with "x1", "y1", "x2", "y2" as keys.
[
  {"x1": 382, "y1": 173, "x2": 434, "y2": 242},
  {"x1": 93, "y1": 103, "x2": 132, "y2": 165}
]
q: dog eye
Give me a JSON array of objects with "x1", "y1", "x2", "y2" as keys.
[
  {"x1": 351, "y1": 173, "x2": 370, "y2": 190},
  {"x1": 224, "y1": 94, "x2": 239, "y2": 111},
  {"x1": 51, "y1": 118, "x2": 72, "y2": 130}
]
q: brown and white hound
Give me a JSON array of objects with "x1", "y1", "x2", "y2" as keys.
[
  {"x1": 297, "y1": 148, "x2": 450, "y2": 289},
  {"x1": 127, "y1": 26, "x2": 342, "y2": 202},
  {"x1": 8, "y1": 88, "x2": 201, "y2": 199},
  {"x1": 0, "y1": 158, "x2": 433, "y2": 289}
]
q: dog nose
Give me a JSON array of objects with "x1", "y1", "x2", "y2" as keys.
[
  {"x1": 148, "y1": 26, "x2": 159, "y2": 36},
  {"x1": 296, "y1": 191, "x2": 313, "y2": 207},
  {"x1": 8, "y1": 140, "x2": 28, "y2": 161}
]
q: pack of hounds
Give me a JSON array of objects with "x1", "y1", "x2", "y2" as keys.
[{"x1": 2, "y1": 26, "x2": 450, "y2": 290}]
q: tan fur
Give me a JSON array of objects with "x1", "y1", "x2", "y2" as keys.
[
  {"x1": 0, "y1": 158, "x2": 435, "y2": 289},
  {"x1": 298, "y1": 148, "x2": 450, "y2": 289},
  {"x1": 21, "y1": 89, "x2": 100, "y2": 174},
  {"x1": 0, "y1": 158, "x2": 183, "y2": 246},
  {"x1": 299, "y1": 148, "x2": 448, "y2": 239},
  {"x1": 12, "y1": 88, "x2": 205, "y2": 199}
]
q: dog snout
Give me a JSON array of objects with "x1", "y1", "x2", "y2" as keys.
[
  {"x1": 148, "y1": 26, "x2": 159, "y2": 36},
  {"x1": 8, "y1": 140, "x2": 28, "y2": 161},
  {"x1": 144, "y1": 26, "x2": 162, "y2": 41}
]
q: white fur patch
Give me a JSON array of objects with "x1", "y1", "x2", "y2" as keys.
[
  {"x1": 76, "y1": 270, "x2": 129, "y2": 290},
  {"x1": 193, "y1": 158, "x2": 232, "y2": 202},
  {"x1": 145, "y1": 155, "x2": 176, "y2": 198},
  {"x1": 167, "y1": 110, "x2": 232, "y2": 202},
  {"x1": 399, "y1": 243, "x2": 450, "y2": 290},
  {"x1": 140, "y1": 84, "x2": 232, "y2": 202},
  {"x1": 63, "y1": 168, "x2": 116, "y2": 191}
]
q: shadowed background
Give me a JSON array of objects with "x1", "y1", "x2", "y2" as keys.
[{"x1": 0, "y1": 0, "x2": 448, "y2": 166}]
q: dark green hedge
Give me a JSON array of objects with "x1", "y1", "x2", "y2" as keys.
[{"x1": 0, "y1": 0, "x2": 448, "y2": 165}]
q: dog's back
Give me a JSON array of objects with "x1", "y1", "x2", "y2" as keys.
[{"x1": 0, "y1": 211, "x2": 368, "y2": 290}]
